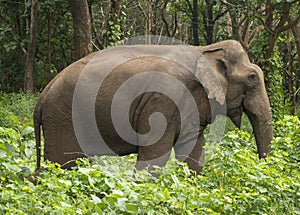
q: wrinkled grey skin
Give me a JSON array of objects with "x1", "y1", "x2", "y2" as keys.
[{"x1": 34, "y1": 40, "x2": 273, "y2": 174}]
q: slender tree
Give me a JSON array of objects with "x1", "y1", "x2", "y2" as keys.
[
  {"x1": 202, "y1": 0, "x2": 227, "y2": 45},
  {"x1": 146, "y1": 0, "x2": 152, "y2": 44},
  {"x1": 24, "y1": 0, "x2": 38, "y2": 92},
  {"x1": 160, "y1": 0, "x2": 178, "y2": 38},
  {"x1": 185, "y1": 0, "x2": 199, "y2": 45}
]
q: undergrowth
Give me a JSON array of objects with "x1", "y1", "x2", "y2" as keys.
[{"x1": 0, "y1": 93, "x2": 299, "y2": 214}]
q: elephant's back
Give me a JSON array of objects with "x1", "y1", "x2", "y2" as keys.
[
  {"x1": 40, "y1": 54, "x2": 97, "y2": 131},
  {"x1": 42, "y1": 53, "x2": 96, "y2": 97}
]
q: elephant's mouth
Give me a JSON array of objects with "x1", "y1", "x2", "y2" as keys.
[{"x1": 227, "y1": 106, "x2": 243, "y2": 128}]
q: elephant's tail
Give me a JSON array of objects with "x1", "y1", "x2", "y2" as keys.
[{"x1": 34, "y1": 104, "x2": 42, "y2": 170}]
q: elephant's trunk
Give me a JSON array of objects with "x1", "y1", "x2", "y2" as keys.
[
  {"x1": 247, "y1": 110, "x2": 273, "y2": 158},
  {"x1": 243, "y1": 90, "x2": 273, "y2": 159}
]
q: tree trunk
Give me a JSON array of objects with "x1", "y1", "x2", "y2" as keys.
[
  {"x1": 186, "y1": 0, "x2": 199, "y2": 45},
  {"x1": 262, "y1": 0, "x2": 300, "y2": 91},
  {"x1": 146, "y1": 0, "x2": 152, "y2": 44},
  {"x1": 203, "y1": 0, "x2": 216, "y2": 45},
  {"x1": 294, "y1": 27, "x2": 300, "y2": 106},
  {"x1": 68, "y1": 0, "x2": 93, "y2": 61},
  {"x1": 88, "y1": 0, "x2": 104, "y2": 50},
  {"x1": 192, "y1": 0, "x2": 199, "y2": 45},
  {"x1": 286, "y1": 30, "x2": 296, "y2": 115},
  {"x1": 47, "y1": 8, "x2": 52, "y2": 73},
  {"x1": 24, "y1": 0, "x2": 38, "y2": 92},
  {"x1": 291, "y1": 25, "x2": 300, "y2": 74}
]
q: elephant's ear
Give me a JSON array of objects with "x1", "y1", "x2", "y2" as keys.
[
  {"x1": 195, "y1": 50, "x2": 227, "y2": 105},
  {"x1": 202, "y1": 48, "x2": 231, "y2": 77}
]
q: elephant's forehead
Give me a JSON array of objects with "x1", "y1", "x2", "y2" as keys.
[{"x1": 228, "y1": 49, "x2": 249, "y2": 65}]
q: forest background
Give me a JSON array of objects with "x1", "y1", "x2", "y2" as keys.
[{"x1": 0, "y1": 0, "x2": 300, "y2": 116}]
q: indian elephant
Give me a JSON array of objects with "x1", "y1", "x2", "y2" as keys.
[{"x1": 34, "y1": 40, "x2": 273, "y2": 174}]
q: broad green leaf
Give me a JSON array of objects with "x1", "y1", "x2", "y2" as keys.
[
  {"x1": 126, "y1": 203, "x2": 138, "y2": 213},
  {"x1": 22, "y1": 126, "x2": 34, "y2": 136},
  {"x1": 104, "y1": 178, "x2": 116, "y2": 188},
  {"x1": 171, "y1": 174, "x2": 180, "y2": 188},
  {"x1": 91, "y1": 194, "x2": 101, "y2": 204}
]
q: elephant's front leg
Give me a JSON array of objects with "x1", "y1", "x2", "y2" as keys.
[
  {"x1": 135, "y1": 126, "x2": 177, "y2": 174},
  {"x1": 136, "y1": 144, "x2": 172, "y2": 174},
  {"x1": 174, "y1": 133, "x2": 205, "y2": 174},
  {"x1": 134, "y1": 93, "x2": 179, "y2": 174}
]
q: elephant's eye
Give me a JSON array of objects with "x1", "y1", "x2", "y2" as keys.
[{"x1": 248, "y1": 73, "x2": 257, "y2": 83}]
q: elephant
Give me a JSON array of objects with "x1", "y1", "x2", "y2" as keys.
[{"x1": 34, "y1": 40, "x2": 273, "y2": 174}]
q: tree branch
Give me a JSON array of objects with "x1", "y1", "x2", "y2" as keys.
[
  {"x1": 160, "y1": 0, "x2": 171, "y2": 37},
  {"x1": 279, "y1": 15, "x2": 300, "y2": 33},
  {"x1": 171, "y1": 11, "x2": 178, "y2": 37},
  {"x1": 185, "y1": 0, "x2": 193, "y2": 13}
]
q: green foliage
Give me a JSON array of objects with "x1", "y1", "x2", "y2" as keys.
[
  {"x1": 0, "y1": 93, "x2": 299, "y2": 214},
  {"x1": 0, "y1": 2, "x2": 28, "y2": 91},
  {"x1": 0, "y1": 92, "x2": 38, "y2": 129},
  {"x1": 0, "y1": 0, "x2": 72, "y2": 92},
  {"x1": 296, "y1": 105, "x2": 300, "y2": 116},
  {"x1": 272, "y1": 115, "x2": 300, "y2": 169},
  {"x1": 204, "y1": 120, "x2": 300, "y2": 214},
  {"x1": 265, "y1": 58, "x2": 289, "y2": 119},
  {"x1": 92, "y1": 1, "x2": 130, "y2": 48},
  {"x1": 34, "y1": 0, "x2": 73, "y2": 90},
  {"x1": 251, "y1": 33, "x2": 290, "y2": 120}
]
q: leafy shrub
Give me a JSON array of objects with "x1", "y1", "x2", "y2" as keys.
[
  {"x1": 0, "y1": 92, "x2": 38, "y2": 129},
  {"x1": 0, "y1": 93, "x2": 299, "y2": 214},
  {"x1": 272, "y1": 115, "x2": 300, "y2": 171},
  {"x1": 204, "y1": 121, "x2": 300, "y2": 214},
  {"x1": 250, "y1": 33, "x2": 290, "y2": 121}
]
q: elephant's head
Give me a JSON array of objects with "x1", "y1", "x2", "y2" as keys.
[{"x1": 195, "y1": 40, "x2": 273, "y2": 158}]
